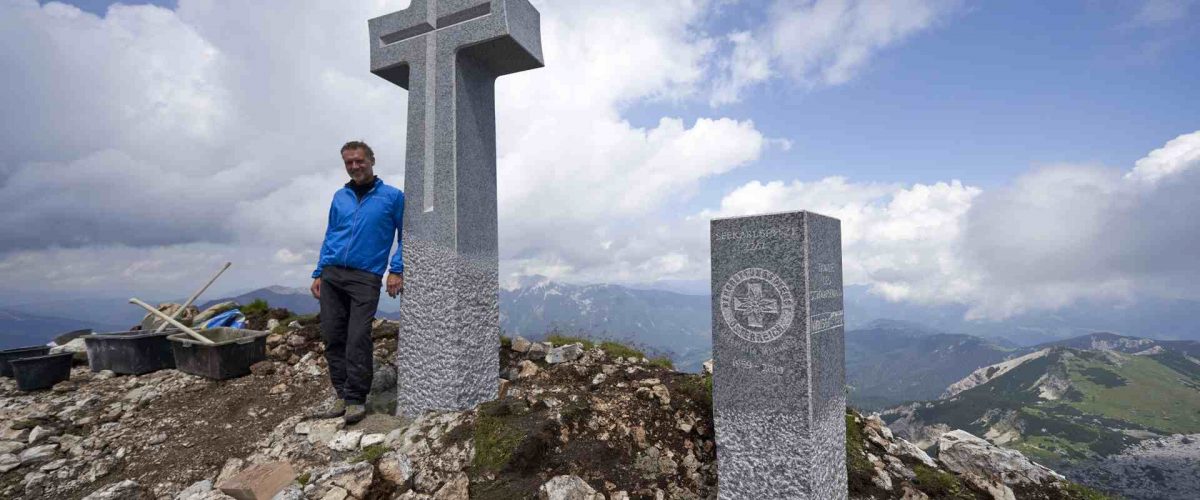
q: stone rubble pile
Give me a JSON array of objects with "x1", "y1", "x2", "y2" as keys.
[{"x1": 2, "y1": 321, "x2": 1099, "y2": 500}]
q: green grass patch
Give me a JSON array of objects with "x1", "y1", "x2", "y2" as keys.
[
  {"x1": 545, "y1": 333, "x2": 594, "y2": 350},
  {"x1": 647, "y1": 356, "x2": 674, "y2": 370},
  {"x1": 240, "y1": 298, "x2": 270, "y2": 316},
  {"x1": 500, "y1": 335, "x2": 512, "y2": 348},
  {"x1": 913, "y1": 464, "x2": 974, "y2": 499},
  {"x1": 598, "y1": 340, "x2": 644, "y2": 360},
  {"x1": 296, "y1": 472, "x2": 311, "y2": 486},
  {"x1": 1066, "y1": 354, "x2": 1200, "y2": 434},
  {"x1": 676, "y1": 373, "x2": 713, "y2": 412},
  {"x1": 1061, "y1": 481, "x2": 1116, "y2": 500},
  {"x1": 472, "y1": 401, "x2": 527, "y2": 473},
  {"x1": 352, "y1": 444, "x2": 389, "y2": 463},
  {"x1": 844, "y1": 412, "x2": 872, "y2": 477}
]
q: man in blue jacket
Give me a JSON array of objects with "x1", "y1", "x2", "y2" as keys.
[{"x1": 310, "y1": 140, "x2": 404, "y2": 424}]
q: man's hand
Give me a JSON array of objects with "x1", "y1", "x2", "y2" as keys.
[
  {"x1": 310, "y1": 277, "x2": 321, "y2": 299},
  {"x1": 386, "y1": 273, "x2": 404, "y2": 298}
]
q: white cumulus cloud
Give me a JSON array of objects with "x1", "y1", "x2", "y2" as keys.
[
  {"x1": 0, "y1": 0, "x2": 774, "y2": 297},
  {"x1": 700, "y1": 131, "x2": 1200, "y2": 320},
  {"x1": 713, "y1": 0, "x2": 962, "y2": 103}
]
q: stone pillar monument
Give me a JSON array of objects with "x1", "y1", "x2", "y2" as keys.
[
  {"x1": 710, "y1": 210, "x2": 847, "y2": 499},
  {"x1": 368, "y1": 0, "x2": 543, "y2": 417}
]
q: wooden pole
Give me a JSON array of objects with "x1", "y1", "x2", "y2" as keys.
[
  {"x1": 130, "y1": 298, "x2": 215, "y2": 344},
  {"x1": 154, "y1": 262, "x2": 232, "y2": 333}
]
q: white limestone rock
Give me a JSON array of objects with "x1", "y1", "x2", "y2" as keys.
[
  {"x1": 546, "y1": 343, "x2": 584, "y2": 364},
  {"x1": 537, "y1": 475, "x2": 600, "y2": 500}
]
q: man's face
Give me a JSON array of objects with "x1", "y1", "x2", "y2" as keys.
[{"x1": 342, "y1": 148, "x2": 374, "y2": 185}]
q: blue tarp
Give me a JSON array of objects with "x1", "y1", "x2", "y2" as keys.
[{"x1": 201, "y1": 309, "x2": 246, "y2": 329}]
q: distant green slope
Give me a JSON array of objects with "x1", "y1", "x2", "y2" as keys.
[
  {"x1": 846, "y1": 326, "x2": 1013, "y2": 410},
  {"x1": 886, "y1": 346, "x2": 1200, "y2": 472}
]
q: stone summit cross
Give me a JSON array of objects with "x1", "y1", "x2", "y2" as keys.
[
  {"x1": 710, "y1": 210, "x2": 848, "y2": 499},
  {"x1": 368, "y1": 0, "x2": 543, "y2": 417}
]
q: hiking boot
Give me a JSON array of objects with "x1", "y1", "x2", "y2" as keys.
[
  {"x1": 315, "y1": 399, "x2": 346, "y2": 419},
  {"x1": 343, "y1": 404, "x2": 367, "y2": 424}
]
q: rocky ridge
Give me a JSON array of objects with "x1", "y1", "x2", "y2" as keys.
[{"x1": 1, "y1": 306, "x2": 1109, "y2": 499}]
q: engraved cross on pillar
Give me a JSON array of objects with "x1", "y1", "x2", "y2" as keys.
[{"x1": 368, "y1": 0, "x2": 544, "y2": 417}]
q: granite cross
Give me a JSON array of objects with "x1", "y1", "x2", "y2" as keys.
[{"x1": 368, "y1": 0, "x2": 543, "y2": 417}]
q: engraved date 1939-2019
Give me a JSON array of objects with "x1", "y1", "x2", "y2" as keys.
[{"x1": 732, "y1": 358, "x2": 786, "y2": 375}]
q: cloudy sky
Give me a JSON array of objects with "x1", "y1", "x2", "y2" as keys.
[{"x1": 0, "y1": 0, "x2": 1197, "y2": 320}]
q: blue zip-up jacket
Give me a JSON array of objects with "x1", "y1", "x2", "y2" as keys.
[{"x1": 312, "y1": 177, "x2": 404, "y2": 279}]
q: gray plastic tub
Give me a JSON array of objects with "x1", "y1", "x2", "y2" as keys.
[
  {"x1": 11, "y1": 352, "x2": 73, "y2": 391},
  {"x1": 0, "y1": 346, "x2": 52, "y2": 377},
  {"x1": 83, "y1": 329, "x2": 179, "y2": 375},
  {"x1": 167, "y1": 328, "x2": 269, "y2": 380}
]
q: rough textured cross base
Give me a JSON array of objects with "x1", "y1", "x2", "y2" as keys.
[{"x1": 367, "y1": 0, "x2": 544, "y2": 418}]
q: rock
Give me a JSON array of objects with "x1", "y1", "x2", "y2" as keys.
[
  {"x1": 0, "y1": 454, "x2": 19, "y2": 473},
  {"x1": 887, "y1": 436, "x2": 938, "y2": 469},
  {"x1": 538, "y1": 475, "x2": 598, "y2": 500},
  {"x1": 250, "y1": 362, "x2": 276, "y2": 376},
  {"x1": 82, "y1": 479, "x2": 153, "y2": 500},
  {"x1": 632, "y1": 426, "x2": 648, "y2": 449},
  {"x1": 360, "y1": 433, "x2": 386, "y2": 448},
  {"x1": 329, "y1": 430, "x2": 363, "y2": 451},
  {"x1": 702, "y1": 359, "x2": 713, "y2": 375},
  {"x1": 216, "y1": 461, "x2": 296, "y2": 500},
  {"x1": 650, "y1": 384, "x2": 671, "y2": 407},
  {"x1": 307, "y1": 419, "x2": 345, "y2": 445},
  {"x1": 517, "y1": 360, "x2": 540, "y2": 379},
  {"x1": 215, "y1": 458, "x2": 246, "y2": 486},
  {"x1": 95, "y1": 370, "x2": 116, "y2": 380},
  {"x1": 378, "y1": 451, "x2": 414, "y2": 488},
  {"x1": 937, "y1": 429, "x2": 1062, "y2": 500},
  {"x1": 511, "y1": 336, "x2": 532, "y2": 353},
  {"x1": 1, "y1": 426, "x2": 30, "y2": 442},
  {"x1": 318, "y1": 486, "x2": 349, "y2": 500},
  {"x1": 269, "y1": 486, "x2": 303, "y2": 500},
  {"x1": 372, "y1": 364, "x2": 398, "y2": 392},
  {"x1": 18, "y1": 444, "x2": 56, "y2": 465},
  {"x1": 546, "y1": 343, "x2": 584, "y2": 364},
  {"x1": 591, "y1": 373, "x2": 606, "y2": 386},
  {"x1": 527, "y1": 342, "x2": 548, "y2": 360},
  {"x1": 270, "y1": 384, "x2": 288, "y2": 395},
  {"x1": 0, "y1": 441, "x2": 23, "y2": 454},
  {"x1": 174, "y1": 479, "x2": 213, "y2": 500},
  {"x1": 27, "y1": 426, "x2": 56, "y2": 445},
  {"x1": 266, "y1": 334, "x2": 284, "y2": 346},
  {"x1": 312, "y1": 462, "x2": 373, "y2": 499},
  {"x1": 49, "y1": 337, "x2": 89, "y2": 362},
  {"x1": 901, "y1": 485, "x2": 930, "y2": 500},
  {"x1": 194, "y1": 301, "x2": 238, "y2": 325},
  {"x1": 433, "y1": 473, "x2": 469, "y2": 500},
  {"x1": 286, "y1": 335, "x2": 307, "y2": 348},
  {"x1": 871, "y1": 466, "x2": 893, "y2": 491},
  {"x1": 39, "y1": 458, "x2": 67, "y2": 472},
  {"x1": 267, "y1": 319, "x2": 280, "y2": 331}
]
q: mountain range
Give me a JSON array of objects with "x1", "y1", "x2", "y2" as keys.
[{"x1": 881, "y1": 332, "x2": 1200, "y2": 498}]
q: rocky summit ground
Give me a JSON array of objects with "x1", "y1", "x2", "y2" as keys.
[{"x1": 1, "y1": 306, "x2": 1114, "y2": 499}]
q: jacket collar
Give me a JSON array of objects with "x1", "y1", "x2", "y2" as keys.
[{"x1": 343, "y1": 176, "x2": 382, "y2": 197}]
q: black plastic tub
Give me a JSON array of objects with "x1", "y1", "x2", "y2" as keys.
[
  {"x1": 167, "y1": 328, "x2": 269, "y2": 380},
  {"x1": 83, "y1": 329, "x2": 179, "y2": 375},
  {"x1": 0, "y1": 346, "x2": 52, "y2": 377},
  {"x1": 11, "y1": 352, "x2": 73, "y2": 391}
]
